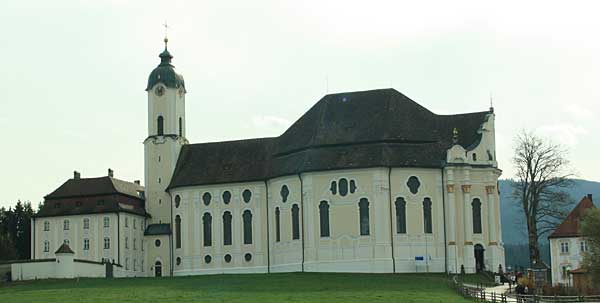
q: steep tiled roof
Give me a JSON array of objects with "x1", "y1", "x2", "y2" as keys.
[
  {"x1": 549, "y1": 195, "x2": 596, "y2": 239},
  {"x1": 55, "y1": 243, "x2": 74, "y2": 254},
  {"x1": 45, "y1": 176, "x2": 144, "y2": 200},
  {"x1": 168, "y1": 88, "x2": 491, "y2": 189},
  {"x1": 144, "y1": 223, "x2": 171, "y2": 236}
]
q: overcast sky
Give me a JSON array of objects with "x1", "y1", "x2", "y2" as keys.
[{"x1": 1, "y1": 0, "x2": 599, "y2": 208}]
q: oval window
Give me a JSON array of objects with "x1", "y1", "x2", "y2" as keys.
[
  {"x1": 204, "y1": 255, "x2": 212, "y2": 264},
  {"x1": 407, "y1": 176, "x2": 421, "y2": 194},
  {"x1": 224, "y1": 254, "x2": 232, "y2": 263},
  {"x1": 244, "y1": 253, "x2": 252, "y2": 262},
  {"x1": 174, "y1": 195, "x2": 181, "y2": 208},
  {"x1": 242, "y1": 189, "x2": 252, "y2": 203},
  {"x1": 280, "y1": 185, "x2": 289, "y2": 202},
  {"x1": 222, "y1": 191, "x2": 231, "y2": 204},
  {"x1": 155, "y1": 239, "x2": 161, "y2": 247},
  {"x1": 202, "y1": 192, "x2": 212, "y2": 206},
  {"x1": 339, "y1": 178, "x2": 349, "y2": 196}
]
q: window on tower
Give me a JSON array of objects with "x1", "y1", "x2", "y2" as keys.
[
  {"x1": 179, "y1": 117, "x2": 183, "y2": 137},
  {"x1": 157, "y1": 116, "x2": 164, "y2": 136}
]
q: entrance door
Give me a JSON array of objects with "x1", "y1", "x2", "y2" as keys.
[
  {"x1": 474, "y1": 244, "x2": 485, "y2": 272},
  {"x1": 105, "y1": 262, "x2": 113, "y2": 278},
  {"x1": 155, "y1": 261, "x2": 162, "y2": 277}
]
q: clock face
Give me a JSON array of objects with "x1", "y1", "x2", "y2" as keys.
[{"x1": 155, "y1": 86, "x2": 165, "y2": 97}]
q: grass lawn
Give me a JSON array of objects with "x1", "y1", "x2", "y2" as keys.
[{"x1": 0, "y1": 272, "x2": 472, "y2": 303}]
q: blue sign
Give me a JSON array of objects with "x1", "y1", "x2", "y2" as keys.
[{"x1": 415, "y1": 256, "x2": 424, "y2": 261}]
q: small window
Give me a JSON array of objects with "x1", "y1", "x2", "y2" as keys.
[
  {"x1": 63, "y1": 219, "x2": 70, "y2": 230},
  {"x1": 292, "y1": 204, "x2": 300, "y2": 240},
  {"x1": 134, "y1": 259, "x2": 137, "y2": 271},
  {"x1": 203, "y1": 213, "x2": 212, "y2": 247},
  {"x1": 176, "y1": 257, "x2": 181, "y2": 266},
  {"x1": 244, "y1": 253, "x2": 252, "y2": 262},
  {"x1": 133, "y1": 238, "x2": 137, "y2": 250},
  {"x1": 224, "y1": 254, "x2": 232, "y2": 263},
  {"x1": 358, "y1": 198, "x2": 370, "y2": 236},
  {"x1": 44, "y1": 221, "x2": 50, "y2": 231},
  {"x1": 407, "y1": 176, "x2": 421, "y2": 194},
  {"x1": 157, "y1": 116, "x2": 164, "y2": 136},
  {"x1": 472, "y1": 153, "x2": 477, "y2": 161},
  {"x1": 125, "y1": 258, "x2": 129, "y2": 270},
  {"x1": 155, "y1": 239, "x2": 161, "y2": 247},
  {"x1": 242, "y1": 189, "x2": 252, "y2": 203},
  {"x1": 349, "y1": 180, "x2": 357, "y2": 194},
  {"x1": 104, "y1": 217, "x2": 110, "y2": 228},
  {"x1": 64, "y1": 239, "x2": 69, "y2": 245},
  {"x1": 280, "y1": 185, "x2": 289, "y2": 202},
  {"x1": 202, "y1": 192, "x2": 212, "y2": 206},
  {"x1": 178, "y1": 117, "x2": 183, "y2": 137},
  {"x1": 330, "y1": 181, "x2": 337, "y2": 195},
  {"x1": 319, "y1": 201, "x2": 330, "y2": 237},
  {"x1": 125, "y1": 217, "x2": 129, "y2": 227},
  {"x1": 204, "y1": 255, "x2": 212, "y2": 264},
  {"x1": 83, "y1": 218, "x2": 90, "y2": 230},
  {"x1": 174, "y1": 195, "x2": 181, "y2": 208},
  {"x1": 222, "y1": 191, "x2": 231, "y2": 204},
  {"x1": 104, "y1": 237, "x2": 110, "y2": 249},
  {"x1": 83, "y1": 238, "x2": 90, "y2": 250},
  {"x1": 561, "y1": 242, "x2": 569, "y2": 254},
  {"x1": 125, "y1": 237, "x2": 129, "y2": 249},
  {"x1": 243, "y1": 210, "x2": 253, "y2": 245},
  {"x1": 581, "y1": 241, "x2": 588, "y2": 252},
  {"x1": 44, "y1": 240, "x2": 50, "y2": 252},
  {"x1": 339, "y1": 178, "x2": 349, "y2": 196},
  {"x1": 275, "y1": 207, "x2": 281, "y2": 242},
  {"x1": 175, "y1": 215, "x2": 182, "y2": 249},
  {"x1": 423, "y1": 198, "x2": 432, "y2": 234},
  {"x1": 133, "y1": 219, "x2": 137, "y2": 230}
]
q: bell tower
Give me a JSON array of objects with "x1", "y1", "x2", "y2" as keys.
[{"x1": 144, "y1": 37, "x2": 187, "y2": 225}]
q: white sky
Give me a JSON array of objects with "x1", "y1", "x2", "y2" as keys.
[{"x1": 1, "y1": 0, "x2": 599, "y2": 208}]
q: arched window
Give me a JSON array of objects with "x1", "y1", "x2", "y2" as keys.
[
  {"x1": 63, "y1": 219, "x2": 70, "y2": 230},
  {"x1": 292, "y1": 204, "x2": 300, "y2": 240},
  {"x1": 175, "y1": 215, "x2": 182, "y2": 249},
  {"x1": 275, "y1": 207, "x2": 281, "y2": 242},
  {"x1": 243, "y1": 210, "x2": 253, "y2": 244},
  {"x1": 358, "y1": 198, "x2": 370, "y2": 236},
  {"x1": 395, "y1": 197, "x2": 407, "y2": 234},
  {"x1": 178, "y1": 117, "x2": 183, "y2": 137},
  {"x1": 104, "y1": 237, "x2": 110, "y2": 249},
  {"x1": 319, "y1": 201, "x2": 330, "y2": 237},
  {"x1": 339, "y1": 178, "x2": 349, "y2": 196},
  {"x1": 223, "y1": 211, "x2": 232, "y2": 245},
  {"x1": 472, "y1": 198, "x2": 482, "y2": 234},
  {"x1": 423, "y1": 198, "x2": 432, "y2": 234},
  {"x1": 203, "y1": 212, "x2": 212, "y2": 247},
  {"x1": 157, "y1": 116, "x2": 164, "y2": 136},
  {"x1": 44, "y1": 240, "x2": 49, "y2": 252}
]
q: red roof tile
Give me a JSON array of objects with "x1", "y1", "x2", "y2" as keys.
[{"x1": 549, "y1": 195, "x2": 595, "y2": 239}]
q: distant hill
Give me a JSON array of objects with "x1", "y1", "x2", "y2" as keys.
[{"x1": 499, "y1": 179, "x2": 600, "y2": 269}]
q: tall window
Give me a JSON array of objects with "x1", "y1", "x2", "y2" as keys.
[
  {"x1": 395, "y1": 197, "x2": 407, "y2": 234},
  {"x1": 275, "y1": 207, "x2": 281, "y2": 242},
  {"x1": 223, "y1": 211, "x2": 232, "y2": 245},
  {"x1": 423, "y1": 198, "x2": 432, "y2": 234},
  {"x1": 44, "y1": 221, "x2": 50, "y2": 231},
  {"x1": 84, "y1": 238, "x2": 90, "y2": 250},
  {"x1": 125, "y1": 237, "x2": 129, "y2": 249},
  {"x1": 292, "y1": 204, "x2": 300, "y2": 240},
  {"x1": 44, "y1": 241, "x2": 49, "y2": 252},
  {"x1": 472, "y1": 198, "x2": 482, "y2": 234},
  {"x1": 203, "y1": 212, "x2": 212, "y2": 247},
  {"x1": 243, "y1": 210, "x2": 253, "y2": 245},
  {"x1": 178, "y1": 117, "x2": 183, "y2": 137},
  {"x1": 319, "y1": 201, "x2": 330, "y2": 237},
  {"x1": 63, "y1": 219, "x2": 70, "y2": 230},
  {"x1": 581, "y1": 241, "x2": 588, "y2": 252},
  {"x1": 358, "y1": 198, "x2": 370, "y2": 236},
  {"x1": 175, "y1": 215, "x2": 182, "y2": 249},
  {"x1": 104, "y1": 237, "x2": 110, "y2": 249},
  {"x1": 133, "y1": 238, "x2": 137, "y2": 250},
  {"x1": 125, "y1": 217, "x2": 129, "y2": 227},
  {"x1": 104, "y1": 217, "x2": 110, "y2": 228},
  {"x1": 83, "y1": 218, "x2": 90, "y2": 229},
  {"x1": 157, "y1": 116, "x2": 164, "y2": 135}
]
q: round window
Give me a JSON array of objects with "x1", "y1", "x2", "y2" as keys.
[
  {"x1": 244, "y1": 253, "x2": 252, "y2": 262},
  {"x1": 204, "y1": 255, "x2": 212, "y2": 264},
  {"x1": 174, "y1": 195, "x2": 181, "y2": 208},
  {"x1": 176, "y1": 257, "x2": 181, "y2": 266},
  {"x1": 155, "y1": 239, "x2": 161, "y2": 247},
  {"x1": 224, "y1": 254, "x2": 232, "y2": 263},
  {"x1": 202, "y1": 192, "x2": 212, "y2": 206},
  {"x1": 242, "y1": 189, "x2": 252, "y2": 203}
]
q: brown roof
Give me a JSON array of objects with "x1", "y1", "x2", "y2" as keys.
[
  {"x1": 55, "y1": 243, "x2": 74, "y2": 254},
  {"x1": 45, "y1": 176, "x2": 144, "y2": 200},
  {"x1": 549, "y1": 195, "x2": 596, "y2": 239}
]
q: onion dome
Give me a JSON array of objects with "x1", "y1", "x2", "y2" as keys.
[{"x1": 146, "y1": 38, "x2": 186, "y2": 92}]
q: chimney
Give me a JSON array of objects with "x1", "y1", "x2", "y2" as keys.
[
  {"x1": 108, "y1": 168, "x2": 114, "y2": 178},
  {"x1": 134, "y1": 180, "x2": 140, "y2": 185},
  {"x1": 587, "y1": 194, "x2": 593, "y2": 202},
  {"x1": 74, "y1": 171, "x2": 81, "y2": 180}
]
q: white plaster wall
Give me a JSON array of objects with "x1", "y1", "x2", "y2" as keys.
[
  {"x1": 550, "y1": 237, "x2": 585, "y2": 285},
  {"x1": 11, "y1": 261, "x2": 55, "y2": 281}
]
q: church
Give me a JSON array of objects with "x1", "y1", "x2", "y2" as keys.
[{"x1": 25, "y1": 38, "x2": 505, "y2": 279}]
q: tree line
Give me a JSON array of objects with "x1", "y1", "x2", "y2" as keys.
[{"x1": 0, "y1": 201, "x2": 34, "y2": 261}]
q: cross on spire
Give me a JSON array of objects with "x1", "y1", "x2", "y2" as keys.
[{"x1": 163, "y1": 21, "x2": 170, "y2": 48}]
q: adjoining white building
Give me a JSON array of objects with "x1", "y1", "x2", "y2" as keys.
[
  {"x1": 548, "y1": 194, "x2": 595, "y2": 286},
  {"x1": 18, "y1": 38, "x2": 506, "y2": 279}
]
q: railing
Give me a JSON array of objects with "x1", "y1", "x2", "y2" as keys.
[{"x1": 450, "y1": 275, "x2": 600, "y2": 303}]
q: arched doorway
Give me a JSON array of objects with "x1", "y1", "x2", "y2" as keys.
[
  {"x1": 154, "y1": 261, "x2": 162, "y2": 277},
  {"x1": 474, "y1": 244, "x2": 485, "y2": 272}
]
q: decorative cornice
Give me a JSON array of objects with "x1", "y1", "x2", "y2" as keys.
[
  {"x1": 461, "y1": 185, "x2": 471, "y2": 193},
  {"x1": 446, "y1": 185, "x2": 455, "y2": 193},
  {"x1": 464, "y1": 241, "x2": 473, "y2": 245},
  {"x1": 485, "y1": 185, "x2": 496, "y2": 195},
  {"x1": 488, "y1": 242, "x2": 498, "y2": 246},
  {"x1": 448, "y1": 241, "x2": 456, "y2": 245}
]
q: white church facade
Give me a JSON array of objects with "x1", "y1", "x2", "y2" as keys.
[{"x1": 23, "y1": 39, "x2": 505, "y2": 279}]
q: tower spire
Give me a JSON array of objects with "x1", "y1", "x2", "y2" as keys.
[{"x1": 163, "y1": 21, "x2": 170, "y2": 50}]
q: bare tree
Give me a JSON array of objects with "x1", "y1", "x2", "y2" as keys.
[{"x1": 511, "y1": 131, "x2": 573, "y2": 265}]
